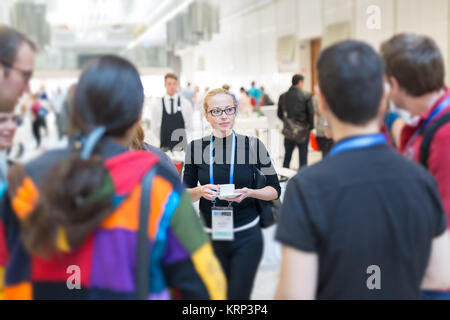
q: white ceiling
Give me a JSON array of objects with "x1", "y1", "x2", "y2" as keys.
[
  {"x1": 3, "y1": 0, "x2": 197, "y2": 49},
  {"x1": 45, "y1": 0, "x2": 162, "y2": 29}
]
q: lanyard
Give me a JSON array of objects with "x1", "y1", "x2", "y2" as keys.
[
  {"x1": 0, "y1": 181, "x2": 7, "y2": 200},
  {"x1": 210, "y1": 132, "x2": 236, "y2": 186},
  {"x1": 329, "y1": 133, "x2": 387, "y2": 156},
  {"x1": 404, "y1": 97, "x2": 450, "y2": 155}
]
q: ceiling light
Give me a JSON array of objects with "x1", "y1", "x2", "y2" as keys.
[{"x1": 125, "y1": 0, "x2": 195, "y2": 51}]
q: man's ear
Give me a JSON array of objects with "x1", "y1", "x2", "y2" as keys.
[
  {"x1": 317, "y1": 87, "x2": 328, "y2": 116},
  {"x1": 377, "y1": 90, "x2": 389, "y2": 126},
  {"x1": 389, "y1": 76, "x2": 400, "y2": 94},
  {"x1": 0, "y1": 64, "x2": 8, "y2": 79}
]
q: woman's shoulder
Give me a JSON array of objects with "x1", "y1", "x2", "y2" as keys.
[
  {"x1": 188, "y1": 136, "x2": 211, "y2": 148},
  {"x1": 24, "y1": 148, "x2": 71, "y2": 180},
  {"x1": 234, "y1": 134, "x2": 261, "y2": 146}
]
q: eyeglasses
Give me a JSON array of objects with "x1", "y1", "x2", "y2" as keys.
[
  {"x1": 0, "y1": 114, "x2": 21, "y2": 125},
  {"x1": 0, "y1": 60, "x2": 33, "y2": 83},
  {"x1": 207, "y1": 107, "x2": 237, "y2": 117}
]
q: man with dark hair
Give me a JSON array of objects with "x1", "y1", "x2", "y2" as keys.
[
  {"x1": 149, "y1": 72, "x2": 194, "y2": 152},
  {"x1": 0, "y1": 25, "x2": 36, "y2": 193},
  {"x1": 381, "y1": 33, "x2": 450, "y2": 300},
  {"x1": 277, "y1": 74, "x2": 314, "y2": 169},
  {"x1": 275, "y1": 40, "x2": 450, "y2": 300}
]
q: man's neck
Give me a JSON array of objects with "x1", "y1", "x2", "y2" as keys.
[
  {"x1": 166, "y1": 93, "x2": 177, "y2": 98},
  {"x1": 331, "y1": 120, "x2": 380, "y2": 143},
  {"x1": 404, "y1": 88, "x2": 446, "y2": 117}
]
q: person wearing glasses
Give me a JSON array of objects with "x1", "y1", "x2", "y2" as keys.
[
  {"x1": 0, "y1": 25, "x2": 36, "y2": 195},
  {"x1": 183, "y1": 88, "x2": 281, "y2": 300}
]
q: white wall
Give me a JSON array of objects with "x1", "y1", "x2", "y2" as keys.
[
  {"x1": 178, "y1": 0, "x2": 302, "y2": 104},
  {"x1": 178, "y1": 0, "x2": 450, "y2": 101},
  {"x1": 354, "y1": 0, "x2": 396, "y2": 49},
  {"x1": 298, "y1": 0, "x2": 322, "y2": 40}
]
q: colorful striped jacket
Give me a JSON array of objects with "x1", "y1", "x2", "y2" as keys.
[{"x1": 0, "y1": 139, "x2": 226, "y2": 300}]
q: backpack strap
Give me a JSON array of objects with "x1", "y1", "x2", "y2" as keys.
[
  {"x1": 419, "y1": 113, "x2": 450, "y2": 169},
  {"x1": 136, "y1": 167, "x2": 157, "y2": 300}
]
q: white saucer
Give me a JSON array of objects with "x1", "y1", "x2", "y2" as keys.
[{"x1": 218, "y1": 193, "x2": 241, "y2": 200}]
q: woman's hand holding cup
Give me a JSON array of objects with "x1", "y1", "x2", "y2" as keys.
[{"x1": 199, "y1": 184, "x2": 220, "y2": 201}]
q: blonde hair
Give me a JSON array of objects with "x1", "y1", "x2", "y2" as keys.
[
  {"x1": 202, "y1": 88, "x2": 238, "y2": 114},
  {"x1": 131, "y1": 123, "x2": 145, "y2": 150}
]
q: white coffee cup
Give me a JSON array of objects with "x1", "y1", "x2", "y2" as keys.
[{"x1": 219, "y1": 184, "x2": 235, "y2": 197}]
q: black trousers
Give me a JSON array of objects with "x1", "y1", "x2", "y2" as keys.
[
  {"x1": 32, "y1": 118, "x2": 46, "y2": 147},
  {"x1": 212, "y1": 226, "x2": 263, "y2": 300},
  {"x1": 283, "y1": 135, "x2": 310, "y2": 169}
]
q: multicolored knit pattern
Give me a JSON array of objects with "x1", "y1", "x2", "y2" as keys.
[{"x1": 0, "y1": 151, "x2": 226, "y2": 300}]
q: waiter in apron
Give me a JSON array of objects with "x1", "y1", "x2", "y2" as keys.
[{"x1": 150, "y1": 73, "x2": 194, "y2": 152}]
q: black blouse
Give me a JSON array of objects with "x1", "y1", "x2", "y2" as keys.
[{"x1": 183, "y1": 133, "x2": 281, "y2": 228}]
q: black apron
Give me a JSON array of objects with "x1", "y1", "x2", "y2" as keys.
[{"x1": 160, "y1": 96, "x2": 187, "y2": 151}]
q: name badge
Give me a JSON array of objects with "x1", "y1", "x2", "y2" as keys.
[{"x1": 212, "y1": 207, "x2": 234, "y2": 241}]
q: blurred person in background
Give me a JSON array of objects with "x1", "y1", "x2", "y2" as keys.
[
  {"x1": 0, "y1": 55, "x2": 226, "y2": 300},
  {"x1": 0, "y1": 25, "x2": 36, "y2": 189},
  {"x1": 30, "y1": 93, "x2": 48, "y2": 148},
  {"x1": 247, "y1": 81, "x2": 263, "y2": 107},
  {"x1": 182, "y1": 81, "x2": 195, "y2": 105},
  {"x1": 150, "y1": 73, "x2": 195, "y2": 152},
  {"x1": 192, "y1": 86, "x2": 200, "y2": 108},
  {"x1": 195, "y1": 86, "x2": 210, "y2": 111},
  {"x1": 51, "y1": 87, "x2": 66, "y2": 140},
  {"x1": 313, "y1": 87, "x2": 334, "y2": 158},
  {"x1": 38, "y1": 85, "x2": 48, "y2": 101},
  {"x1": 277, "y1": 74, "x2": 315, "y2": 170},
  {"x1": 260, "y1": 87, "x2": 274, "y2": 106},
  {"x1": 239, "y1": 87, "x2": 253, "y2": 115},
  {"x1": 195, "y1": 87, "x2": 211, "y2": 136},
  {"x1": 60, "y1": 84, "x2": 76, "y2": 139}
]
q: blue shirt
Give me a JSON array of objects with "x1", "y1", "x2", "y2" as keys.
[{"x1": 247, "y1": 86, "x2": 262, "y2": 100}]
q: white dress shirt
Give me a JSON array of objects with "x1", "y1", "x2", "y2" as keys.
[{"x1": 149, "y1": 93, "x2": 195, "y2": 147}]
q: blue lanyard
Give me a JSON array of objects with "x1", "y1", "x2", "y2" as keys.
[
  {"x1": 0, "y1": 181, "x2": 7, "y2": 200},
  {"x1": 423, "y1": 97, "x2": 450, "y2": 128},
  {"x1": 405, "y1": 97, "x2": 450, "y2": 153},
  {"x1": 210, "y1": 132, "x2": 236, "y2": 185},
  {"x1": 329, "y1": 133, "x2": 387, "y2": 156}
]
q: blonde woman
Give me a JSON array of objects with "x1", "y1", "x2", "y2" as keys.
[{"x1": 183, "y1": 88, "x2": 281, "y2": 300}]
